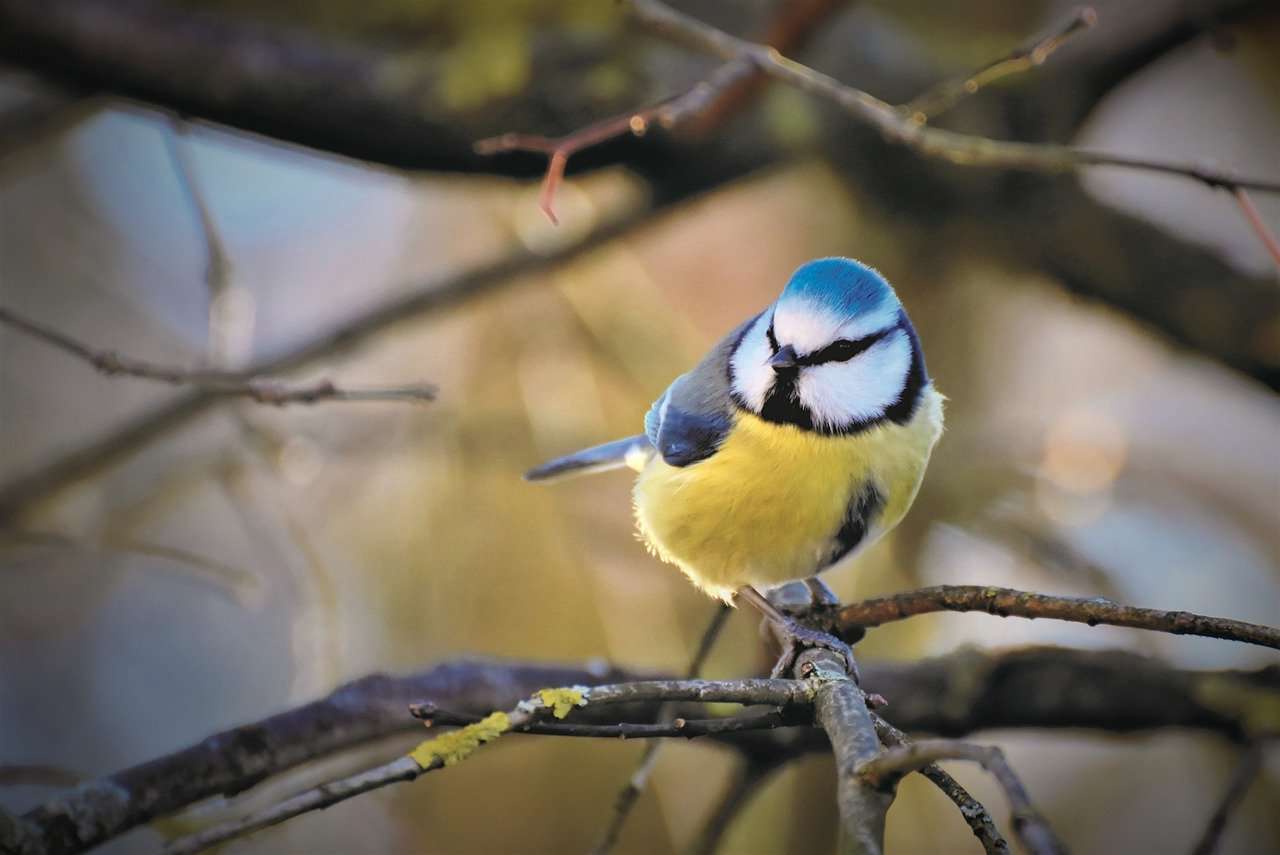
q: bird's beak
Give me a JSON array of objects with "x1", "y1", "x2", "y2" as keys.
[{"x1": 768, "y1": 344, "x2": 799, "y2": 369}]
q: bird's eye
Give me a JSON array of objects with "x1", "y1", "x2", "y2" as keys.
[
  {"x1": 805, "y1": 330, "x2": 891, "y2": 365},
  {"x1": 766, "y1": 322, "x2": 779, "y2": 352}
]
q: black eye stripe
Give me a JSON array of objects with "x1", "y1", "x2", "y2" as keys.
[
  {"x1": 796, "y1": 328, "x2": 894, "y2": 366},
  {"x1": 766, "y1": 321, "x2": 779, "y2": 352}
]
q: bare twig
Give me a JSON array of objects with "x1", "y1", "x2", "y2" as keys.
[
  {"x1": 409, "y1": 703, "x2": 801, "y2": 739},
  {"x1": 21, "y1": 648, "x2": 1279, "y2": 855},
  {"x1": 589, "y1": 603, "x2": 732, "y2": 855},
  {"x1": 902, "y1": 7, "x2": 1098, "y2": 122},
  {"x1": 0, "y1": 202, "x2": 658, "y2": 523},
  {"x1": 837, "y1": 585, "x2": 1280, "y2": 650},
  {"x1": 474, "y1": 0, "x2": 847, "y2": 223},
  {"x1": 872, "y1": 717, "x2": 1009, "y2": 855},
  {"x1": 0, "y1": 306, "x2": 436, "y2": 405},
  {"x1": 162, "y1": 117, "x2": 232, "y2": 302},
  {"x1": 857, "y1": 740, "x2": 1065, "y2": 855},
  {"x1": 626, "y1": 0, "x2": 1280, "y2": 195},
  {"x1": 1189, "y1": 744, "x2": 1267, "y2": 855},
  {"x1": 1233, "y1": 188, "x2": 1280, "y2": 275},
  {"x1": 168, "y1": 676, "x2": 812, "y2": 854},
  {"x1": 689, "y1": 759, "x2": 779, "y2": 855},
  {"x1": 166, "y1": 755, "x2": 426, "y2": 855}
]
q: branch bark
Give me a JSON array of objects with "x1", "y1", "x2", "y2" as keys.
[
  {"x1": 837, "y1": 585, "x2": 1280, "y2": 650},
  {"x1": 856, "y1": 740, "x2": 1065, "y2": 855},
  {"x1": 11, "y1": 647, "x2": 1278, "y2": 854}
]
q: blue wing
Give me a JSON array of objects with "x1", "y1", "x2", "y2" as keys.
[
  {"x1": 527, "y1": 313, "x2": 756, "y2": 481},
  {"x1": 643, "y1": 314, "x2": 757, "y2": 468}
]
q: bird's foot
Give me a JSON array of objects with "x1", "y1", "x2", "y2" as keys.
[{"x1": 768, "y1": 617, "x2": 859, "y2": 682}]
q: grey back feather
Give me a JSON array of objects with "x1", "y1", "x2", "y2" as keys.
[{"x1": 525, "y1": 314, "x2": 756, "y2": 482}]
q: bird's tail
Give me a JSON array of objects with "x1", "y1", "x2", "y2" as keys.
[{"x1": 524, "y1": 435, "x2": 653, "y2": 482}]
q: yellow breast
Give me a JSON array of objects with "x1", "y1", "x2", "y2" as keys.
[{"x1": 632, "y1": 389, "x2": 943, "y2": 601}]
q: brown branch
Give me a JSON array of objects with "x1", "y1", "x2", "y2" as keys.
[
  {"x1": 837, "y1": 585, "x2": 1280, "y2": 650},
  {"x1": 1189, "y1": 743, "x2": 1268, "y2": 855},
  {"x1": 1233, "y1": 188, "x2": 1280, "y2": 275},
  {"x1": 474, "y1": 0, "x2": 847, "y2": 223},
  {"x1": 872, "y1": 717, "x2": 1009, "y2": 855},
  {"x1": 168, "y1": 677, "x2": 813, "y2": 854},
  {"x1": 475, "y1": 105, "x2": 671, "y2": 225},
  {"x1": 0, "y1": 306, "x2": 436, "y2": 405},
  {"x1": 902, "y1": 6, "x2": 1098, "y2": 122},
  {"x1": 857, "y1": 740, "x2": 1065, "y2": 855},
  {"x1": 626, "y1": 0, "x2": 1280, "y2": 195},
  {"x1": 410, "y1": 703, "x2": 801, "y2": 739},
  {"x1": 796, "y1": 648, "x2": 890, "y2": 855},
  {"x1": 589, "y1": 603, "x2": 731, "y2": 855},
  {"x1": 18, "y1": 647, "x2": 1279, "y2": 855},
  {"x1": 165, "y1": 755, "x2": 426, "y2": 855}
]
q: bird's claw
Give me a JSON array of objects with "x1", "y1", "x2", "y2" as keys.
[{"x1": 768, "y1": 618, "x2": 859, "y2": 681}]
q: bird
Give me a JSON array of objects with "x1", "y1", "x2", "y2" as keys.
[{"x1": 526, "y1": 257, "x2": 944, "y2": 671}]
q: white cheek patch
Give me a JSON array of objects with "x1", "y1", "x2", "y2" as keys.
[
  {"x1": 771, "y1": 300, "x2": 840, "y2": 355},
  {"x1": 729, "y1": 312, "x2": 775, "y2": 410},
  {"x1": 797, "y1": 330, "x2": 911, "y2": 428}
]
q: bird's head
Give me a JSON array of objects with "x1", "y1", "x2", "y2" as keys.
[{"x1": 729, "y1": 257, "x2": 926, "y2": 434}]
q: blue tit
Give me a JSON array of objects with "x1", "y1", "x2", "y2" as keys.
[{"x1": 527, "y1": 257, "x2": 944, "y2": 620}]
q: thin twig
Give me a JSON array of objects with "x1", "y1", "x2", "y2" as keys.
[
  {"x1": 837, "y1": 585, "x2": 1280, "y2": 649},
  {"x1": 409, "y1": 703, "x2": 801, "y2": 739},
  {"x1": 857, "y1": 740, "x2": 1065, "y2": 855},
  {"x1": 1233, "y1": 188, "x2": 1280, "y2": 275},
  {"x1": 474, "y1": 0, "x2": 847, "y2": 223},
  {"x1": 626, "y1": 0, "x2": 1280, "y2": 195},
  {"x1": 1189, "y1": 744, "x2": 1267, "y2": 855},
  {"x1": 167, "y1": 676, "x2": 810, "y2": 854},
  {"x1": 902, "y1": 7, "x2": 1098, "y2": 122},
  {"x1": 872, "y1": 717, "x2": 1009, "y2": 855},
  {"x1": 590, "y1": 603, "x2": 732, "y2": 855},
  {"x1": 163, "y1": 117, "x2": 232, "y2": 303},
  {"x1": 166, "y1": 755, "x2": 427, "y2": 855},
  {"x1": 22, "y1": 648, "x2": 1278, "y2": 855},
  {"x1": 0, "y1": 306, "x2": 436, "y2": 405},
  {"x1": 0, "y1": 202, "x2": 657, "y2": 523},
  {"x1": 689, "y1": 758, "x2": 778, "y2": 855}
]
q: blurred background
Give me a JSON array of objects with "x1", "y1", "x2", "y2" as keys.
[{"x1": 1, "y1": 0, "x2": 1277, "y2": 852}]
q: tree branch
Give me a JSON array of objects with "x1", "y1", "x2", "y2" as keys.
[
  {"x1": 626, "y1": 0, "x2": 1280, "y2": 194},
  {"x1": 837, "y1": 585, "x2": 1280, "y2": 650},
  {"x1": 1189, "y1": 743, "x2": 1269, "y2": 855},
  {"x1": 168, "y1": 677, "x2": 814, "y2": 854},
  {"x1": 689, "y1": 757, "x2": 780, "y2": 855},
  {"x1": 0, "y1": 201, "x2": 658, "y2": 523},
  {"x1": 856, "y1": 740, "x2": 1064, "y2": 855},
  {"x1": 0, "y1": 307, "x2": 436, "y2": 405},
  {"x1": 901, "y1": 6, "x2": 1098, "y2": 122},
  {"x1": 16, "y1": 647, "x2": 1279, "y2": 854},
  {"x1": 872, "y1": 716, "x2": 1009, "y2": 855},
  {"x1": 1232, "y1": 188, "x2": 1280, "y2": 274},
  {"x1": 589, "y1": 603, "x2": 731, "y2": 855},
  {"x1": 473, "y1": 0, "x2": 848, "y2": 223}
]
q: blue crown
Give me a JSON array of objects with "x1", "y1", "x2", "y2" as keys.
[{"x1": 779, "y1": 257, "x2": 896, "y2": 317}]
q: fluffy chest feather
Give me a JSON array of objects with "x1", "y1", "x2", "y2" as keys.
[{"x1": 633, "y1": 389, "x2": 943, "y2": 600}]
